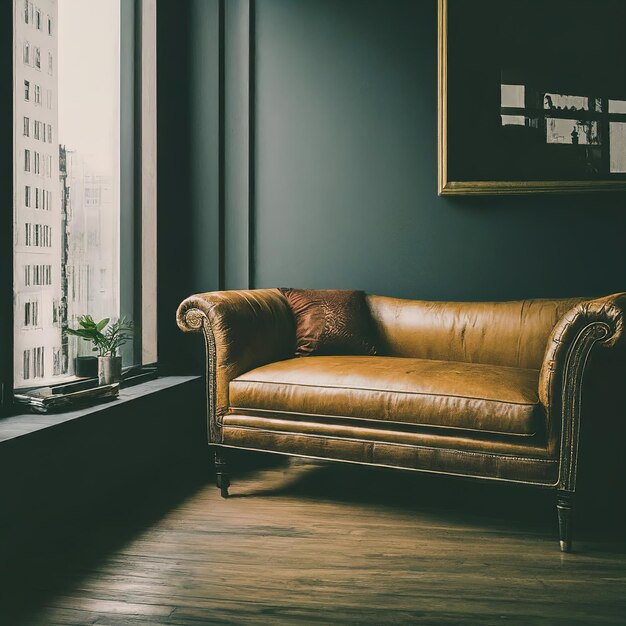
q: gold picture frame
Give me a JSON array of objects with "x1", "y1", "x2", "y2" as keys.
[{"x1": 437, "y1": 0, "x2": 626, "y2": 196}]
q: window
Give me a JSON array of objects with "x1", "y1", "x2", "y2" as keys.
[
  {"x1": 23, "y1": 41, "x2": 30, "y2": 64},
  {"x1": 24, "y1": 300, "x2": 39, "y2": 327},
  {"x1": 27, "y1": 264, "x2": 52, "y2": 285},
  {"x1": 52, "y1": 300, "x2": 61, "y2": 325},
  {"x1": 33, "y1": 347, "x2": 44, "y2": 378},
  {"x1": 53, "y1": 347, "x2": 62, "y2": 376},
  {"x1": 8, "y1": 0, "x2": 157, "y2": 399},
  {"x1": 23, "y1": 350, "x2": 30, "y2": 380}
]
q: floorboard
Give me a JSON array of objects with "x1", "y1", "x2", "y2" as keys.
[{"x1": 1, "y1": 454, "x2": 624, "y2": 625}]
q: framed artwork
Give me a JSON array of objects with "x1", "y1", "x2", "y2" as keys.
[{"x1": 438, "y1": 0, "x2": 626, "y2": 195}]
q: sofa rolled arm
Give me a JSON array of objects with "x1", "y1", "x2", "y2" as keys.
[
  {"x1": 177, "y1": 289, "x2": 295, "y2": 443},
  {"x1": 539, "y1": 292, "x2": 626, "y2": 491}
]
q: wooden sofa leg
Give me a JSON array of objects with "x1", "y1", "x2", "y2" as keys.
[
  {"x1": 557, "y1": 490, "x2": 574, "y2": 552},
  {"x1": 215, "y1": 449, "x2": 230, "y2": 498}
]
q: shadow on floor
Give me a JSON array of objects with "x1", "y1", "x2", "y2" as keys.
[
  {"x1": 0, "y1": 466, "x2": 210, "y2": 626},
  {"x1": 1, "y1": 449, "x2": 623, "y2": 624},
  {"x1": 227, "y1": 449, "x2": 626, "y2": 543}
]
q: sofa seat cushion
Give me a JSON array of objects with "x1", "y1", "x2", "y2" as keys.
[{"x1": 229, "y1": 356, "x2": 543, "y2": 437}]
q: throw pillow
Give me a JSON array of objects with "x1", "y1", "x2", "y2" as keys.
[{"x1": 279, "y1": 288, "x2": 378, "y2": 357}]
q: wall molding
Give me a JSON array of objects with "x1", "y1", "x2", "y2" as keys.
[{"x1": 222, "y1": 0, "x2": 256, "y2": 290}]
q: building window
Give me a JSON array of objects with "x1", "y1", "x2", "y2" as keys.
[
  {"x1": 24, "y1": 0, "x2": 29, "y2": 24},
  {"x1": 33, "y1": 347, "x2": 44, "y2": 378},
  {"x1": 34, "y1": 46, "x2": 40, "y2": 69},
  {"x1": 28, "y1": 264, "x2": 52, "y2": 286},
  {"x1": 23, "y1": 41, "x2": 30, "y2": 64},
  {"x1": 47, "y1": 15, "x2": 52, "y2": 35},
  {"x1": 46, "y1": 89, "x2": 52, "y2": 109},
  {"x1": 48, "y1": 51, "x2": 53, "y2": 74},
  {"x1": 23, "y1": 116, "x2": 29, "y2": 136},
  {"x1": 35, "y1": 8, "x2": 41, "y2": 30},
  {"x1": 53, "y1": 347, "x2": 62, "y2": 376},
  {"x1": 52, "y1": 300, "x2": 60, "y2": 325},
  {"x1": 34, "y1": 84, "x2": 41, "y2": 105},
  {"x1": 24, "y1": 80, "x2": 30, "y2": 101},
  {"x1": 33, "y1": 120, "x2": 40, "y2": 140},
  {"x1": 24, "y1": 300, "x2": 39, "y2": 327},
  {"x1": 24, "y1": 185, "x2": 31, "y2": 208},
  {"x1": 33, "y1": 151, "x2": 40, "y2": 174},
  {"x1": 35, "y1": 187, "x2": 39, "y2": 209},
  {"x1": 24, "y1": 149, "x2": 31, "y2": 172},
  {"x1": 47, "y1": 124, "x2": 52, "y2": 143},
  {"x1": 23, "y1": 350, "x2": 30, "y2": 380}
]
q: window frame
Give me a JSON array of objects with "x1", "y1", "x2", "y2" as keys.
[{"x1": 1, "y1": 0, "x2": 157, "y2": 415}]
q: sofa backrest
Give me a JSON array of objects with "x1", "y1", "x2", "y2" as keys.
[{"x1": 367, "y1": 295, "x2": 587, "y2": 370}]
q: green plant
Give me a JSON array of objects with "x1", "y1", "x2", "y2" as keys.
[{"x1": 65, "y1": 315, "x2": 133, "y2": 357}]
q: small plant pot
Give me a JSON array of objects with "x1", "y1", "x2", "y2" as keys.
[
  {"x1": 98, "y1": 356, "x2": 122, "y2": 385},
  {"x1": 75, "y1": 356, "x2": 98, "y2": 378}
]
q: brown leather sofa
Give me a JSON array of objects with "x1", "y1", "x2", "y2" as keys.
[{"x1": 177, "y1": 289, "x2": 626, "y2": 551}]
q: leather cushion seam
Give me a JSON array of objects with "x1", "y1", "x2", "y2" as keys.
[
  {"x1": 230, "y1": 378, "x2": 539, "y2": 407},
  {"x1": 226, "y1": 407, "x2": 538, "y2": 438},
  {"x1": 222, "y1": 425, "x2": 555, "y2": 462}
]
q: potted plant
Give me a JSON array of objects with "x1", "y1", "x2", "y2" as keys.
[{"x1": 65, "y1": 315, "x2": 133, "y2": 385}]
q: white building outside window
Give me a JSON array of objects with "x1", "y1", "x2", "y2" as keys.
[{"x1": 12, "y1": 0, "x2": 153, "y2": 389}]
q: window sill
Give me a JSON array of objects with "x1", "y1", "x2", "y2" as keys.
[{"x1": 0, "y1": 375, "x2": 201, "y2": 445}]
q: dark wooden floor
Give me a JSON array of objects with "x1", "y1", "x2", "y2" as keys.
[{"x1": 2, "y1": 453, "x2": 625, "y2": 625}]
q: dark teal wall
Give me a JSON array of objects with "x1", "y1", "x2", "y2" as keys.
[
  {"x1": 253, "y1": 0, "x2": 625, "y2": 300},
  {"x1": 157, "y1": 0, "x2": 626, "y2": 371}
]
